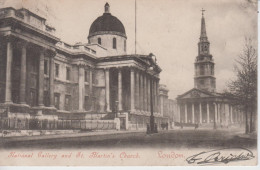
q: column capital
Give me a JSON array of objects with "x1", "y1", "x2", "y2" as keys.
[
  {"x1": 130, "y1": 66, "x2": 136, "y2": 72},
  {"x1": 4, "y1": 35, "x2": 15, "y2": 42},
  {"x1": 17, "y1": 40, "x2": 29, "y2": 48},
  {"x1": 117, "y1": 66, "x2": 123, "y2": 71},
  {"x1": 45, "y1": 48, "x2": 57, "y2": 58},
  {"x1": 104, "y1": 67, "x2": 110, "y2": 71}
]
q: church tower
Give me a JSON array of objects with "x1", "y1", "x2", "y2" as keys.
[{"x1": 194, "y1": 10, "x2": 216, "y2": 92}]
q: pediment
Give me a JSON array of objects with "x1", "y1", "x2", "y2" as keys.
[{"x1": 178, "y1": 88, "x2": 214, "y2": 99}]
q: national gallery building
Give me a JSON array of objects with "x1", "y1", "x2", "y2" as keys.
[{"x1": 0, "y1": 3, "x2": 172, "y2": 130}]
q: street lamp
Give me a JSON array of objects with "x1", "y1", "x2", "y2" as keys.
[{"x1": 147, "y1": 53, "x2": 158, "y2": 134}]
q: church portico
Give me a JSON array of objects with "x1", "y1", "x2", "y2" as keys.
[{"x1": 177, "y1": 88, "x2": 242, "y2": 128}]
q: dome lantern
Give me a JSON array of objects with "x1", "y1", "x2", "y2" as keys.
[{"x1": 104, "y1": 2, "x2": 110, "y2": 13}]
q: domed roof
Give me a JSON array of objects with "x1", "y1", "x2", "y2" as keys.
[{"x1": 89, "y1": 3, "x2": 126, "y2": 38}]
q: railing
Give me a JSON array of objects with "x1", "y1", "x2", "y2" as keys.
[
  {"x1": 0, "y1": 118, "x2": 116, "y2": 130},
  {"x1": 0, "y1": 8, "x2": 57, "y2": 35},
  {"x1": 56, "y1": 42, "x2": 97, "y2": 55}
]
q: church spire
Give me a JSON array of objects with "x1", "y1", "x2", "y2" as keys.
[
  {"x1": 200, "y1": 8, "x2": 207, "y2": 41},
  {"x1": 195, "y1": 9, "x2": 216, "y2": 93},
  {"x1": 198, "y1": 8, "x2": 210, "y2": 55}
]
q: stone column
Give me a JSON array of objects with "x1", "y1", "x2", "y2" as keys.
[
  {"x1": 225, "y1": 104, "x2": 229, "y2": 125},
  {"x1": 19, "y1": 44, "x2": 27, "y2": 104},
  {"x1": 89, "y1": 69, "x2": 93, "y2": 111},
  {"x1": 147, "y1": 76, "x2": 150, "y2": 112},
  {"x1": 130, "y1": 67, "x2": 135, "y2": 112},
  {"x1": 206, "y1": 102, "x2": 209, "y2": 123},
  {"x1": 199, "y1": 102, "x2": 202, "y2": 123},
  {"x1": 192, "y1": 103, "x2": 195, "y2": 123},
  {"x1": 218, "y1": 103, "x2": 221, "y2": 123},
  {"x1": 135, "y1": 71, "x2": 139, "y2": 110},
  {"x1": 139, "y1": 73, "x2": 143, "y2": 111},
  {"x1": 78, "y1": 66, "x2": 85, "y2": 111},
  {"x1": 143, "y1": 75, "x2": 147, "y2": 112},
  {"x1": 38, "y1": 50, "x2": 44, "y2": 106},
  {"x1": 5, "y1": 40, "x2": 13, "y2": 104},
  {"x1": 160, "y1": 95, "x2": 164, "y2": 116},
  {"x1": 154, "y1": 80, "x2": 157, "y2": 113},
  {"x1": 156, "y1": 80, "x2": 159, "y2": 113},
  {"x1": 49, "y1": 56, "x2": 54, "y2": 107},
  {"x1": 105, "y1": 68, "x2": 111, "y2": 112},
  {"x1": 118, "y1": 68, "x2": 122, "y2": 111},
  {"x1": 230, "y1": 105, "x2": 233, "y2": 123},
  {"x1": 241, "y1": 110, "x2": 244, "y2": 122},
  {"x1": 178, "y1": 104, "x2": 181, "y2": 122},
  {"x1": 185, "y1": 103, "x2": 187, "y2": 123},
  {"x1": 214, "y1": 103, "x2": 218, "y2": 124}
]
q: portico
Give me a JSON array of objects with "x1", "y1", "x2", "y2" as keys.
[
  {"x1": 176, "y1": 88, "x2": 243, "y2": 127},
  {"x1": 97, "y1": 55, "x2": 162, "y2": 129}
]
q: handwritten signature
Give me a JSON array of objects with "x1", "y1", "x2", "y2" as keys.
[{"x1": 186, "y1": 148, "x2": 255, "y2": 165}]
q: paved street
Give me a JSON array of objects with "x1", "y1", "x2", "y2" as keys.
[{"x1": 0, "y1": 128, "x2": 256, "y2": 149}]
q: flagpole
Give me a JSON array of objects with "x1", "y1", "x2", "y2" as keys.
[{"x1": 135, "y1": 0, "x2": 137, "y2": 54}]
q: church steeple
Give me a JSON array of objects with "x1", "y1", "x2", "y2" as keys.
[
  {"x1": 200, "y1": 9, "x2": 207, "y2": 41},
  {"x1": 198, "y1": 9, "x2": 210, "y2": 55},
  {"x1": 194, "y1": 9, "x2": 216, "y2": 93}
]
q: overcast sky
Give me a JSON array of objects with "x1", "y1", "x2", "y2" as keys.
[{"x1": 2, "y1": 0, "x2": 257, "y2": 99}]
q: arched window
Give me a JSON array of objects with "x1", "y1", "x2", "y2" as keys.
[
  {"x1": 124, "y1": 40, "x2": 126, "y2": 52},
  {"x1": 98, "y1": 38, "x2": 101, "y2": 45},
  {"x1": 113, "y1": 38, "x2": 117, "y2": 49}
]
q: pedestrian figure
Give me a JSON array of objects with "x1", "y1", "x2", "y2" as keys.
[{"x1": 146, "y1": 123, "x2": 151, "y2": 134}]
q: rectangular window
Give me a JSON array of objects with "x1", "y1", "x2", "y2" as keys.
[
  {"x1": 92, "y1": 72, "x2": 95, "y2": 84},
  {"x1": 66, "y1": 67, "x2": 71, "y2": 81},
  {"x1": 85, "y1": 70, "x2": 89, "y2": 82},
  {"x1": 55, "y1": 63, "x2": 59, "y2": 78},
  {"x1": 43, "y1": 91, "x2": 49, "y2": 106},
  {"x1": 54, "y1": 93, "x2": 60, "y2": 110},
  {"x1": 30, "y1": 90, "x2": 36, "y2": 107},
  {"x1": 44, "y1": 59, "x2": 48, "y2": 75},
  {"x1": 92, "y1": 97, "x2": 96, "y2": 111},
  {"x1": 31, "y1": 59, "x2": 37, "y2": 73},
  {"x1": 84, "y1": 96, "x2": 90, "y2": 111},
  {"x1": 65, "y1": 95, "x2": 71, "y2": 111}
]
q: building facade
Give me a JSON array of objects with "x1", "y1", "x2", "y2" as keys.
[
  {"x1": 0, "y1": 3, "x2": 169, "y2": 130},
  {"x1": 176, "y1": 12, "x2": 244, "y2": 128}
]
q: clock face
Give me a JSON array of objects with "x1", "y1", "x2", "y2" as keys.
[{"x1": 203, "y1": 45, "x2": 207, "y2": 51}]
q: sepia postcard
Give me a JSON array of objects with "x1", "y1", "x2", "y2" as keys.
[{"x1": 0, "y1": 0, "x2": 258, "y2": 166}]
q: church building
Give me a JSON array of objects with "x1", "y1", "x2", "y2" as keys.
[
  {"x1": 0, "y1": 3, "x2": 169, "y2": 130},
  {"x1": 176, "y1": 11, "x2": 244, "y2": 128}
]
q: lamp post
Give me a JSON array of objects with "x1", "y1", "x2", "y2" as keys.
[
  {"x1": 147, "y1": 53, "x2": 158, "y2": 134},
  {"x1": 150, "y1": 75, "x2": 155, "y2": 133}
]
